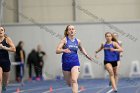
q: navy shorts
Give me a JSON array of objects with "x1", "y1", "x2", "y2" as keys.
[
  {"x1": 0, "y1": 60, "x2": 11, "y2": 72},
  {"x1": 104, "y1": 61, "x2": 117, "y2": 67},
  {"x1": 62, "y1": 62, "x2": 80, "y2": 71}
]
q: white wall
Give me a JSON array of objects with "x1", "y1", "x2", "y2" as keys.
[{"x1": 4, "y1": 21, "x2": 140, "y2": 81}]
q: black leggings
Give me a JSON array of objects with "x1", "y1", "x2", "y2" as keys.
[
  {"x1": 28, "y1": 63, "x2": 39, "y2": 78},
  {"x1": 15, "y1": 64, "x2": 24, "y2": 78}
]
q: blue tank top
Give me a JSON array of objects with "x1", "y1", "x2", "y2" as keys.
[
  {"x1": 115, "y1": 42, "x2": 121, "y2": 55},
  {"x1": 0, "y1": 38, "x2": 10, "y2": 60},
  {"x1": 62, "y1": 36, "x2": 79, "y2": 63},
  {"x1": 104, "y1": 42, "x2": 117, "y2": 61}
]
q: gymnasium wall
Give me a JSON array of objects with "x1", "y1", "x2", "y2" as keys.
[
  {"x1": 4, "y1": 21, "x2": 140, "y2": 81},
  {"x1": 3, "y1": 0, "x2": 18, "y2": 23},
  {"x1": 2, "y1": 0, "x2": 140, "y2": 23}
]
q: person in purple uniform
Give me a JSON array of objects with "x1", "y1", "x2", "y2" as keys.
[
  {"x1": 95, "y1": 32, "x2": 123, "y2": 92},
  {"x1": 56, "y1": 25, "x2": 92, "y2": 93}
]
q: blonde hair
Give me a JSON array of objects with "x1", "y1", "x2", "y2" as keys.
[
  {"x1": 0, "y1": 26, "x2": 8, "y2": 38},
  {"x1": 105, "y1": 32, "x2": 118, "y2": 43}
]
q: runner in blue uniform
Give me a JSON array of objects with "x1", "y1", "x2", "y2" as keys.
[
  {"x1": 112, "y1": 32, "x2": 123, "y2": 86},
  {"x1": 95, "y1": 32, "x2": 123, "y2": 92},
  {"x1": 0, "y1": 26, "x2": 16, "y2": 92},
  {"x1": 56, "y1": 25, "x2": 92, "y2": 93},
  {"x1": 113, "y1": 32, "x2": 122, "y2": 66}
]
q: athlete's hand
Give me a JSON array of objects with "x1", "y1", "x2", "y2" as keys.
[
  {"x1": 110, "y1": 48, "x2": 115, "y2": 52},
  {"x1": 95, "y1": 54, "x2": 99, "y2": 59},
  {"x1": 0, "y1": 44, "x2": 5, "y2": 49},
  {"x1": 63, "y1": 48, "x2": 71, "y2": 53},
  {"x1": 94, "y1": 51, "x2": 99, "y2": 59}
]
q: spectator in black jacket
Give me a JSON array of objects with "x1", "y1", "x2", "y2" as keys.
[
  {"x1": 36, "y1": 45, "x2": 46, "y2": 80},
  {"x1": 27, "y1": 49, "x2": 39, "y2": 81}
]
